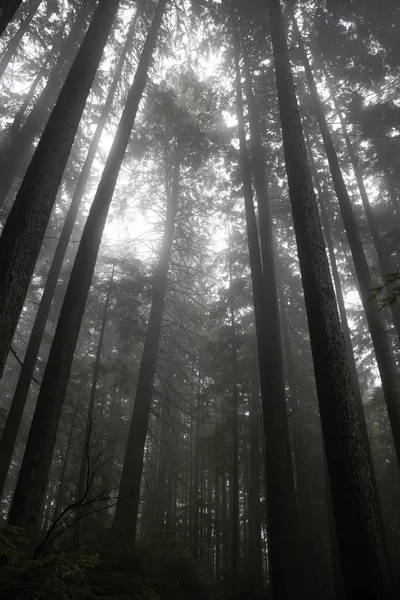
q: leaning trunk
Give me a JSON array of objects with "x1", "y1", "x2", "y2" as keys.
[
  {"x1": 0, "y1": 0, "x2": 120, "y2": 384},
  {"x1": 0, "y1": 13, "x2": 137, "y2": 499}
]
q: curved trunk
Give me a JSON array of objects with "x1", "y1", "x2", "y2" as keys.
[
  {"x1": 293, "y1": 17, "x2": 400, "y2": 469},
  {"x1": 112, "y1": 135, "x2": 180, "y2": 543},
  {"x1": 268, "y1": 0, "x2": 392, "y2": 597},
  {"x1": 0, "y1": 13, "x2": 137, "y2": 500},
  {"x1": 232, "y1": 13, "x2": 299, "y2": 599}
]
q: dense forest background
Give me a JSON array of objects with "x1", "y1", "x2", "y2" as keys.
[{"x1": 0, "y1": 0, "x2": 399, "y2": 598}]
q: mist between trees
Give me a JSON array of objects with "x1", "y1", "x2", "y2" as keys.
[{"x1": 0, "y1": 0, "x2": 399, "y2": 599}]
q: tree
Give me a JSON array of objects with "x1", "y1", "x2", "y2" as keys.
[
  {"x1": 0, "y1": 0, "x2": 96, "y2": 209},
  {"x1": 292, "y1": 16, "x2": 400, "y2": 469},
  {"x1": 230, "y1": 9, "x2": 299, "y2": 597},
  {"x1": 268, "y1": 0, "x2": 392, "y2": 597},
  {"x1": 0, "y1": 0, "x2": 42, "y2": 80},
  {"x1": 0, "y1": 7, "x2": 138, "y2": 501},
  {"x1": 0, "y1": 0, "x2": 120, "y2": 382},
  {"x1": 6, "y1": 0, "x2": 166, "y2": 540}
]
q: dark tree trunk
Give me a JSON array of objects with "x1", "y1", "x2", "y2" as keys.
[
  {"x1": 221, "y1": 472, "x2": 230, "y2": 591},
  {"x1": 0, "y1": 0, "x2": 119, "y2": 386},
  {"x1": 72, "y1": 266, "x2": 114, "y2": 546},
  {"x1": 247, "y1": 376, "x2": 264, "y2": 596},
  {"x1": 111, "y1": 127, "x2": 179, "y2": 543},
  {"x1": 0, "y1": 0, "x2": 95, "y2": 208},
  {"x1": 191, "y1": 391, "x2": 201, "y2": 558},
  {"x1": 329, "y1": 83, "x2": 400, "y2": 346},
  {"x1": 0, "y1": 0, "x2": 42, "y2": 80},
  {"x1": 0, "y1": 0, "x2": 22, "y2": 36},
  {"x1": 293, "y1": 17, "x2": 400, "y2": 469},
  {"x1": 4, "y1": 2, "x2": 165, "y2": 533},
  {"x1": 140, "y1": 415, "x2": 161, "y2": 539},
  {"x1": 154, "y1": 398, "x2": 171, "y2": 542},
  {"x1": 0, "y1": 48, "x2": 54, "y2": 175},
  {"x1": 268, "y1": 0, "x2": 392, "y2": 597},
  {"x1": 215, "y1": 471, "x2": 221, "y2": 587},
  {"x1": 4, "y1": 0, "x2": 123, "y2": 538},
  {"x1": 53, "y1": 397, "x2": 79, "y2": 520},
  {"x1": 303, "y1": 124, "x2": 377, "y2": 478},
  {"x1": 232, "y1": 12, "x2": 299, "y2": 599},
  {"x1": 228, "y1": 226, "x2": 240, "y2": 591},
  {"x1": 0, "y1": 17, "x2": 136, "y2": 499}
]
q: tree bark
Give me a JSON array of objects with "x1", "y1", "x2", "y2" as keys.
[
  {"x1": 268, "y1": 0, "x2": 392, "y2": 597},
  {"x1": 112, "y1": 131, "x2": 179, "y2": 544},
  {"x1": 0, "y1": 0, "x2": 119, "y2": 386},
  {"x1": 0, "y1": 13, "x2": 137, "y2": 500},
  {"x1": 292, "y1": 16, "x2": 400, "y2": 469}
]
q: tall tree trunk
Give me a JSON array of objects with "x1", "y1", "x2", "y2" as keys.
[
  {"x1": 191, "y1": 392, "x2": 201, "y2": 559},
  {"x1": 221, "y1": 472, "x2": 230, "y2": 591},
  {"x1": 215, "y1": 471, "x2": 221, "y2": 587},
  {"x1": 0, "y1": 17, "x2": 137, "y2": 499},
  {"x1": 268, "y1": 0, "x2": 392, "y2": 597},
  {"x1": 247, "y1": 376, "x2": 264, "y2": 596},
  {"x1": 154, "y1": 398, "x2": 170, "y2": 542},
  {"x1": 111, "y1": 127, "x2": 179, "y2": 544},
  {"x1": 72, "y1": 266, "x2": 114, "y2": 546},
  {"x1": 0, "y1": 0, "x2": 95, "y2": 208},
  {"x1": 327, "y1": 78, "x2": 400, "y2": 345},
  {"x1": 0, "y1": 0, "x2": 23, "y2": 36},
  {"x1": 4, "y1": 4, "x2": 165, "y2": 533},
  {"x1": 0, "y1": 44, "x2": 56, "y2": 174},
  {"x1": 0, "y1": 0, "x2": 42, "y2": 80},
  {"x1": 231, "y1": 12, "x2": 299, "y2": 599},
  {"x1": 0, "y1": 0, "x2": 120, "y2": 385},
  {"x1": 303, "y1": 124, "x2": 377, "y2": 478},
  {"x1": 228, "y1": 224, "x2": 240, "y2": 591},
  {"x1": 53, "y1": 396, "x2": 79, "y2": 520},
  {"x1": 277, "y1": 262, "x2": 334, "y2": 598},
  {"x1": 293, "y1": 17, "x2": 400, "y2": 469}
]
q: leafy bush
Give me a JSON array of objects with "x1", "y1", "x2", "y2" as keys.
[
  {"x1": 0, "y1": 527, "x2": 100, "y2": 600},
  {"x1": 0, "y1": 528, "x2": 214, "y2": 599}
]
